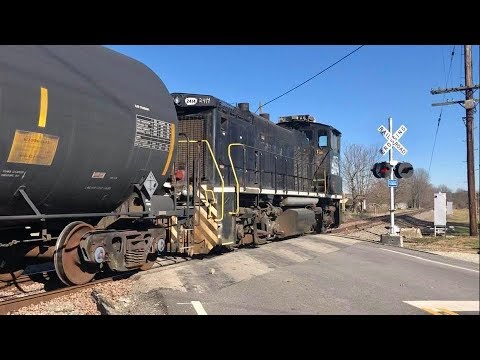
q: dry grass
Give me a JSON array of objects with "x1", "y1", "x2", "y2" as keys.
[
  {"x1": 404, "y1": 235, "x2": 479, "y2": 254},
  {"x1": 447, "y1": 208, "x2": 470, "y2": 224},
  {"x1": 398, "y1": 209, "x2": 479, "y2": 254}
]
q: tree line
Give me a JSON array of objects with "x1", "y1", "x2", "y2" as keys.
[{"x1": 340, "y1": 143, "x2": 471, "y2": 212}]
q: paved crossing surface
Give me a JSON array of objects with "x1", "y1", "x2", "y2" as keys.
[{"x1": 122, "y1": 234, "x2": 479, "y2": 315}]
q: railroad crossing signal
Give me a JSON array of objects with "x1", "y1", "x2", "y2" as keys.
[
  {"x1": 394, "y1": 162, "x2": 414, "y2": 179},
  {"x1": 371, "y1": 162, "x2": 392, "y2": 178},
  {"x1": 378, "y1": 124, "x2": 408, "y2": 155},
  {"x1": 371, "y1": 162, "x2": 414, "y2": 179}
]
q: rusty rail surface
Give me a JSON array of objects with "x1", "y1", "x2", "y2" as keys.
[
  {"x1": 0, "y1": 272, "x2": 135, "y2": 315},
  {"x1": 330, "y1": 209, "x2": 426, "y2": 234},
  {"x1": 0, "y1": 255, "x2": 191, "y2": 315}
]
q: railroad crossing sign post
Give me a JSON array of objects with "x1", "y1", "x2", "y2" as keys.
[{"x1": 377, "y1": 117, "x2": 408, "y2": 246}]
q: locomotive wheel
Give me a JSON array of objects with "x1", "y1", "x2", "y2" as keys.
[{"x1": 54, "y1": 221, "x2": 99, "y2": 286}]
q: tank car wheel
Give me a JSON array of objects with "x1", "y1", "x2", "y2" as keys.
[
  {"x1": 54, "y1": 221, "x2": 99, "y2": 286},
  {"x1": 139, "y1": 238, "x2": 162, "y2": 271},
  {"x1": 139, "y1": 254, "x2": 156, "y2": 271}
]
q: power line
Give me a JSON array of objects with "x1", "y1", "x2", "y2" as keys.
[
  {"x1": 256, "y1": 45, "x2": 365, "y2": 113},
  {"x1": 428, "y1": 45, "x2": 456, "y2": 175}
]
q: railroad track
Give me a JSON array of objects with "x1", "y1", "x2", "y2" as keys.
[
  {"x1": 330, "y1": 209, "x2": 426, "y2": 235},
  {"x1": 1, "y1": 211, "x2": 428, "y2": 315},
  {"x1": 0, "y1": 255, "x2": 191, "y2": 315}
]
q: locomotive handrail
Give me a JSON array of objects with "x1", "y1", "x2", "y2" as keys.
[
  {"x1": 227, "y1": 143, "x2": 245, "y2": 215},
  {"x1": 178, "y1": 133, "x2": 191, "y2": 226},
  {"x1": 178, "y1": 139, "x2": 224, "y2": 222}
]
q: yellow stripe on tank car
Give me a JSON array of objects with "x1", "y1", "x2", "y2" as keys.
[
  {"x1": 38, "y1": 87, "x2": 48, "y2": 128},
  {"x1": 161, "y1": 123, "x2": 176, "y2": 175}
]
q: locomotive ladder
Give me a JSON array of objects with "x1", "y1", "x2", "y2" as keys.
[{"x1": 175, "y1": 139, "x2": 225, "y2": 255}]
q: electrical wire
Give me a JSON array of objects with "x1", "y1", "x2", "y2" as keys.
[
  {"x1": 428, "y1": 45, "x2": 456, "y2": 175},
  {"x1": 256, "y1": 45, "x2": 365, "y2": 113}
]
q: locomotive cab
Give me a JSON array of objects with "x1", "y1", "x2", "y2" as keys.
[{"x1": 277, "y1": 115, "x2": 342, "y2": 195}]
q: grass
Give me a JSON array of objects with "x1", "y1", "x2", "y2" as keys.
[
  {"x1": 403, "y1": 235, "x2": 479, "y2": 254},
  {"x1": 446, "y1": 208, "x2": 479, "y2": 236},
  {"x1": 451, "y1": 225, "x2": 470, "y2": 236},
  {"x1": 342, "y1": 208, "x2": 417, "y2": 222},
  {"x1": 447, "y1": 208, "x2": 470, "y2": 224},
  {"x1": 403, "y1": 208, "x2": 480, "y2": 254}
]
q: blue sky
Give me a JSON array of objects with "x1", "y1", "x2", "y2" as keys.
[{"x1": 107, "y1": 45, "x2": 479, "y2": 191}]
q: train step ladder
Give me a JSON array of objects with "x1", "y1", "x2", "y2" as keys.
[
  {"x1": 190, "y1": 184, "x2": 220, "y2": 255},
  {"x1": 312, "y1": 169, "x2": 328, "y2": 193}
]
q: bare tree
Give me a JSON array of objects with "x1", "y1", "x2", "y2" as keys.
[
  {"x1": 436, "y1": 184, "x2": 452, "y2": 193},
  {"x1": 452, "y1": 188, "x2": 468, "y2": 208},
  {"x1": 341, "y1": 143, "x2": 379, "y2": 212},
  {"x1": 366, "y1": 178, "x2": 390, "y2": 213},
  {"x1": 402, "y1": 168, "x2": 433, "y2": 209}
]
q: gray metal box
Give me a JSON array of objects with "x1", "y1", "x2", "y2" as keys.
[
  {"x1": 447, "y1": 201, "x2": 453, "y2": 215},
  {"x1": 434, "y1": 192, "x2": 447, "y2": 226}
]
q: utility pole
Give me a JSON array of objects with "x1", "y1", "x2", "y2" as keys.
[
  {"x1": 431, "y1": 45, "x2": 479, "y2": 236},
  {"x1": 464, "y1": 45, "x2": 477, "y2": 236}
]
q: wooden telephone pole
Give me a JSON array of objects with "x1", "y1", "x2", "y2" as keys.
[{"x1": 431, "y1": 45, "x2": 479, "y2": 236}]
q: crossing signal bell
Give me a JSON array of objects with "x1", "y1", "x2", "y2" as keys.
[{"x1": 371, "y1": 162, "x2": 414, "y2": 179}]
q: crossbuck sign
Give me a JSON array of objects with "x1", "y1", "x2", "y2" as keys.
[{"x1": 378, "y1": 124, "x2": 408, "y2": 155}]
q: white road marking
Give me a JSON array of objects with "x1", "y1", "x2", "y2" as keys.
[
  {"x1": 404, "y1": 301, "x2": 479, "y2": 313},
  {"x1": 381, "y1": 248, "x2": 479, "y2": 273},
  {"x1": 191, "y1": 301, "x2": 208, "y2": 315}
]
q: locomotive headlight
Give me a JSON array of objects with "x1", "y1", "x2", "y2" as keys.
[{"x1": 331, "y1": 155, "x2": 339, "y2": 176}]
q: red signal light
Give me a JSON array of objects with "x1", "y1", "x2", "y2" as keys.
[
  {"x1": 371, "y1": 162, "x2": 392, "y2": 178},
  {"x1": 175, "y1": 169, "x2": 185, "y2": 181}
]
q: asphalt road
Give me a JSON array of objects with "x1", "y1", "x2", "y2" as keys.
[{"x1": 125, "y1": 234, "x2": 479, "y2": 315}]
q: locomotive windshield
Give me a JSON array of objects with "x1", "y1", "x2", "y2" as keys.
[{"x1": 318, "y1": 130, "x2": 328, "y2": 148}]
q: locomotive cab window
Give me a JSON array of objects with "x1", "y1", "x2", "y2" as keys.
[
  {"x1": 331, "y1": 132, "x2": 339, "y2": 152},
  {"x1": 303, "y1": 130, "x2": 313, "y2": 144},
  {"x1": 318, "y1": 130, "x2": 328, "y2": 148}
]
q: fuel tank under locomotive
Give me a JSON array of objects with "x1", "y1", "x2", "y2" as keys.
[{"x1": 0, "y1": 46, "x2": 178, "y2": 221}]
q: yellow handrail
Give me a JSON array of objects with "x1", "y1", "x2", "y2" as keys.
[
  {"x1": 179, "y1": 139, "x2": 224, "y2": 222},
  {"x1": 227, "y1": 143, "x2": 245, "y2": 215}
]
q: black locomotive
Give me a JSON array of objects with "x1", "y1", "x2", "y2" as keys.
[{"x1": 170, "y1": 93, "x2": 342, "y2": 254}]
